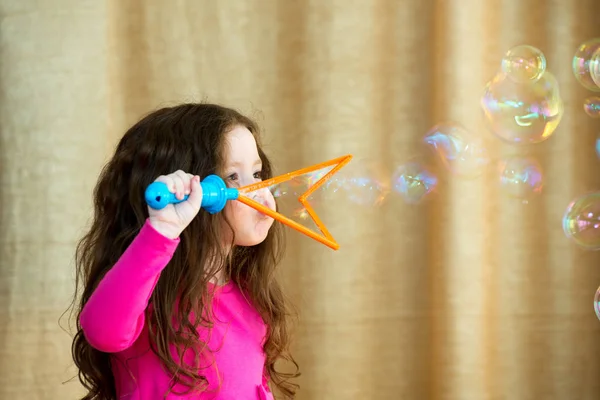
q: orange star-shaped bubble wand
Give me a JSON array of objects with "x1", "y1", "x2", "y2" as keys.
[{"x1": 237, "y1": 154, "x2": 352, "y2": 250}]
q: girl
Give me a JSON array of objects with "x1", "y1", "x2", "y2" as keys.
[{"x1": 71, "y1": 103, "x2": 299, "y2": 399}]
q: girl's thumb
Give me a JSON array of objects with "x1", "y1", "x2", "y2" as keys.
[{"x1": 187, "y1": 175, "x2": 203, "y2": 210}]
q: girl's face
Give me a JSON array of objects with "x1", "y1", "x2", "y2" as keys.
[{"x1": 220, "y1": 125, "x2": 276, "y2": 247}]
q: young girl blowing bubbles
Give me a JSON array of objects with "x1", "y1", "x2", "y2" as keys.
[{"x1": 70, "y1": 103, "x2": 299, "y2": 399}]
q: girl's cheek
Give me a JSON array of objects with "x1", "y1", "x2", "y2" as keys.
[
  {"x1": 267, "y1": 192, "x2": 276, "y2": 211},
  {"x1": 224, "y1": 201, "x2": 242, "y2": 220},
  {"x1": 233, "y1": 201, "x2": 252, "y2": 217}
]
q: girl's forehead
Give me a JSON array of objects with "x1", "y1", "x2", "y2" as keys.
[{"x1": 223, "y1": 126, "x2": 259, "y2": 161}]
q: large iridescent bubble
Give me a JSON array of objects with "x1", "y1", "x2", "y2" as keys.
[
  {"x1": 563, "y1": 192, "x2": 600, "y2": 250},
  {"x1": 481, "y1": 70, "x2": 563, "y2": 144},
  {"x1": 573, "y1": 38, "x2": 600, "y2": 92}
]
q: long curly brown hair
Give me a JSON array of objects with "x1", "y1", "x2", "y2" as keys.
[{"x1": 69, "y1": 103, "x2": 299, "y2": 399}]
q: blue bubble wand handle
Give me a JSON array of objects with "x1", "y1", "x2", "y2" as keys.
[{"x1": 145, "y1": 175, "x2": 238, "y2": 214}]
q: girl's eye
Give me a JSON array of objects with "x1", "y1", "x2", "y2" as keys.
[
  {"x1": 253, "y1": 171, "x2": 263, "y2": 180},
  {"x1": 227, "y1": 173, "x2": 238, "y2": 181}
]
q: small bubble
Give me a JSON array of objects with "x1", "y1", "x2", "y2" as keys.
[
  {"x1": 424, "y1": 123, "x2": 490, "y2": 178},
  {"x1": 573, "y1": 38, "x2": 600, "y2": 92},
  {"x1": 591, "y1": 48, "x2": 600, "y2": 89},
  {"x1": 563, "y1": 192, "x2": 600, "y2": 250},
  {"x1": 392, "y1": 161, "x2": 438, "y2": 204},
  {"x1": 594, "y1": 287, "x2": 600, "y2": 321},
  {"x1": 498, "y1": 157, "x2": 543, "y2": 200},
  {"x1": 584, "y1": 97, "x2": 600, "y2": 118},
  {"x1": 501, "y1": 45, "x2": 546, "y2": 83}
]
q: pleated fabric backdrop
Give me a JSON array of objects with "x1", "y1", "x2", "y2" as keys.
[{"x1": 1, "y1": 1, "x2": 600, "y2": 399}]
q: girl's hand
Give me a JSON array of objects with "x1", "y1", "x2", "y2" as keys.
[{"x1": 147, "y1": 170, "x2": 203, "y2": 239}]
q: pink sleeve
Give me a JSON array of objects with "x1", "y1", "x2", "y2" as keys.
[{"x1": 80, "y1": 219, "x2": 180, "y2": 353}]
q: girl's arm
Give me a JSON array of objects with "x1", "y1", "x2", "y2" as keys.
[{"x1": 79, "y1": 220, "x2": 179, "y2": 353}]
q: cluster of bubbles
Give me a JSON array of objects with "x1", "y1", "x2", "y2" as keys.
[
  {"x1": 574, "y1": 38, "x2": 600, "y2": 120},
  {"x1": 268, "y1": 157, "x2": 438, "y2": 217},
  {"x1": 483, "y1": 39, "x2": 600, "y2": 321},
  {"x1": 266, "y1": 161, "x2": 393, "y2": 228},
  {"x1": 266, "y1": 45, "x2": 562, "y2": 214},
  {"x1": 483, "y1": 45, "x2": 563, "y2": 144},
  {"x1": 399, "y1": 45, "x2": 560, "y2": 204},
  {"x1": 564, "y1": 38, "x2": 600, "y2": 319},
  {"x1": 564, "y1": 38, "x2": 600, "y2": 264},
  {"x1": 266, "y1": 39, "x2": 600, "y2": 320},
  {"x1": 268, "y1": 119, "x2": 546, "y2": 213},
  {"x1": 268, "y1": 41, "x2": 600, "y2": 219}
]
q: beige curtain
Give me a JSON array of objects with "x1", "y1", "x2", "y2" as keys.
[{"x1": 2, "y1": 1, "x2": 600, "y2": 399}]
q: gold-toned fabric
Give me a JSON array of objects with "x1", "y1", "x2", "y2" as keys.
[{"x1": 1, "y1": 1, "x2": 600, "y2": 399}]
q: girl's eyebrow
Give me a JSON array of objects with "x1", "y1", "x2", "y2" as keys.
[{"x1": 226, "y1": 159, "x2": 262, "y2": 168}]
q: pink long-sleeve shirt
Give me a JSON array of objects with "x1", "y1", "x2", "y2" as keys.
[{"x1": 79, "y1": 220, "x2": 273, "y2": 400}]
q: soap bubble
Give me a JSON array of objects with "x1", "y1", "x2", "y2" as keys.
[
  {"x1": 263, "y1": 166, "x2": 339, "y2": 233},
  {"x1": 329, "y1": 158, "x2": 390, "y2": 207},
  {"x1": 573, "y1": 38, "x2": 600, "y2": 92},
  {"x1": 563, "y1": 192, "x2": 600, "y2": 250},
  {"x1": 481, "y1": 71, "x2": 563, "y2": 144},
  {"x1": 267, "y1": 159, "x2": 390, "y2": 213},
  {"x1": 498, "y1": 157, "x2": 543, "y2": 201},
  {"x1": 594, "y1": 287, "x2": 600, "y2": 321},
  {"x1": 501, "y1": 45, "x2": 546, "y2": 83},
  {"x1": 591, "y1": 48, "x2": 600, "y2": 88},
  {"x1": 292, "y1": 206, "x2": 311, "y2": 220},
  {"x1": 424, "y1": 123, "x2": 490, "y2": 178},
  {"x1": 392, "y1": 161, "x2": 438, "y2": 204},
  {"x1": 584, "y1": 97, "x2": 600, "y2": 118},
  {"x1": 269, "y1": 165, "x2": 341, "y2": 199},
  {"x1": 270, "y1": 179, "x2": 304, "y2": 198}
]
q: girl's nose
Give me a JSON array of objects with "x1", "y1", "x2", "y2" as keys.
[{"x1": 251, "y1": 188, "x2": 271, "y2": 206}]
